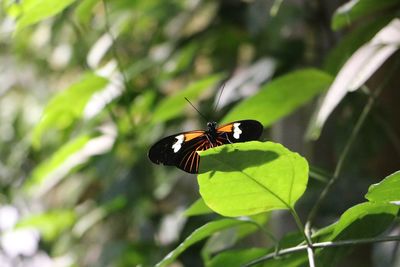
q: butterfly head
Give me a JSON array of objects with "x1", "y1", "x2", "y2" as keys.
[{"x1": 207, "y1": 121, "x2": 217, "y2": 131}]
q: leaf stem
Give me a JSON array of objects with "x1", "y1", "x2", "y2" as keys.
[
  {"x1": 289, "y1": 208, "x2": 315, "y2": 267},
  {"x1": 243, "y1": 235, "x2": 400, "y2": 266}
]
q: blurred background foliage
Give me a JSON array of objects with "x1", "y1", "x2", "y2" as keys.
[{"x1": 0, "y1": 0, "x2": 400, "y2": 266}]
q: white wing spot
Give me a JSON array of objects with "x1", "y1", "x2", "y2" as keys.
[
  {"x1": 233, "y1": 123, "x2": 242, "y2": 139},
  {"x1": 172, "y1": 134, "x2": 185, "y2": 153}
]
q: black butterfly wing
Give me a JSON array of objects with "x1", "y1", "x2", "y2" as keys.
[
  {"x1": 216, "y1": 120, "x2": 263, "y2": 143},
  {"x1": 148, "y1": 120, "x2": 263, "y2": 174},
  {"x1": 148, "y1": 131, "x2": 209, "y2": 173}
]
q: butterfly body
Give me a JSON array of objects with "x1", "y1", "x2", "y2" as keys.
[{"x1": 148, "y1": 120, "x2": 263, "y2": 174}]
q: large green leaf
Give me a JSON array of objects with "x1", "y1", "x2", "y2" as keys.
[
  {"x1": 15, "y1": 0, "x2": 78, "y2": 33},
  {"x1": 222, "y1": 69, "x2": 332, "y2": 126},
  {"x1": 32, "y1": 73, "x2": 108, "y2": 148},
  {"x1": 17, "y1": 210, "x2": 76, "y2": 242},
  {"x1": 365, "y1": 171, "x2": 400, "y2": 203},
  {"x1": 152, "y1": 74, "x2": 221, "y2": 123},
  {"x1": 332, "y1": 0, "x2": 399, "y2": 31},
  {"x1": 156, "y1": 218, "x2": 259, "y2": 267},
  {"x1": 198, "y1": 141, "x2": 309, "y2": 217}
]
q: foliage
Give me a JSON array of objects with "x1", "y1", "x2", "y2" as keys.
[
  {"x1": 1, "y1": 0, "x2": 400, "y2": 267},
  {"x1": 198, "y1": 141, "x2": 308, "y2": 216}
]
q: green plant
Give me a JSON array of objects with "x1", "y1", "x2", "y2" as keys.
[{"x1": 1, "y1": 0, "x2": 400, "y2": 266}]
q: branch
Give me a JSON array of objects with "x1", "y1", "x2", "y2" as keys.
[
  {"x1": 243, "y1": 235, "x2": 400, "y2": 266},
  {"x1": 289, "y1": 208, "x2": 315, "y2": 267}
]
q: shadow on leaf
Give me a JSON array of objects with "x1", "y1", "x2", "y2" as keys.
[{"x1": 198, "y1": 145, "x2": 279, "y2": 175}]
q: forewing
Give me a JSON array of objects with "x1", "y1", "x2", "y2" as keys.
[
  {"x1": 217, "y1": 120, "x2": 263, "y2": 143},
  {"x1": 148, "y1": 131, "x2": 206, "y2": 173}
]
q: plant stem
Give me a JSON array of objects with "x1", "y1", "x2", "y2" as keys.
[
  {"x1": 289, "y1": 208, "x2": 315, "y2": 267},
  {"x1": 306, "y1": 56, "x2": 400, "y2": 233},
  {"x1": 102, "y1": 0, "x2": 136, "y2": 128},
  {"x1": 243, "y1": 235, "x2": 400, "y2": 266},
  {"x1": 102, "y1": 0, "x2": 130, "y2": 91}
]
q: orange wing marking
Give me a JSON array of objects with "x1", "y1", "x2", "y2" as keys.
[
  {"x1": 217, "y1": 123, "x2": 233, "y2": 133},
  {"x1": 184, "y1": 131, "x2": 204, "y2": 141}
]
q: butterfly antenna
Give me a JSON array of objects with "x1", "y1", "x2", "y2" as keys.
[
  {"x1": 185, "y1": 97, "x2": 208, "y2": 122},
  {"x1": 213, "y1": 82, "x2": 226, "y2": 113}
]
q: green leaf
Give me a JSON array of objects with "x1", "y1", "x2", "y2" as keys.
[
  {"x1": 208, "y1": 248, "x2": 268, "y2": 267},
  {"x1": 32, "y1": 73, "x2": 108, "y2": 148},
  {"x1": 332, "y1": 0, "x2": 399, "y2": 31},
  {"x1": 184, "y1": 198, "x2": 213, "y2": 217},
  {"x1": 152, "y1": 74, "x2": 221, "y2": 123},
  {"x1": 17, "y1": 210, "x2": 76, "y2": 242},
  {"x1": 315, "y1": 202, "x2": 398, "y2": 266},
  {"x1": 365, "y1": 171, "x2": 400, "y2": 203},
  {"x1": 329, "y1": 202, "x2": 398, "y2": 241},
  {"x1": 156, "y1": 218, "x2": 258, "y2": 267},
  {"x1": 25, "y1": 135, "x2": 91, "y2": 193},
  {"x1": 198, "y1": 141, "x2": 309, "y2": 217},
  {"x1": 15, "y1": 0, "x2": 78, "y2": 33},
  {"x1": 222, "y1": 69, "x2": 333, "y2": 126}
]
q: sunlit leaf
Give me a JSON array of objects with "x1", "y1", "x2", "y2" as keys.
[
  {"x1": 15, "y1": 0, "x2": 78, "y2": 33},
  {"x1": 17, "y1": 210, "x2": 76, "y2": 242},
  {"x1": 365, "y1": 171, "x2": 400, "y2": 204},
  {"x1": 222, "y1": 69, "x2": 332, "y2": 126},
  {"x1": 310, "y1": 19, "x2": 400, "y2": 140},
  {"x1": 152, "y1": 74, "x2": 222, "y2": 123},
  {"x1": 184, "y1": 198, "x2": 213, "y2": 217},
  {"x1": 332, "y1": 0, "x2": 399, "y2": 30},
  {"x1": 156, "y1": 218, "x2": 259, "y2": 267},
  {"x1": 198, "y1": 141, "x2": 309, "y2": 217},
  {"x1": 32, "y1": 73, "x2": 108, "y2": 148}
]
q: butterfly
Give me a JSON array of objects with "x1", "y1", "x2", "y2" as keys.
[{"x1": 148, "y1": 120, "x2": 263, "y2": 173}]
